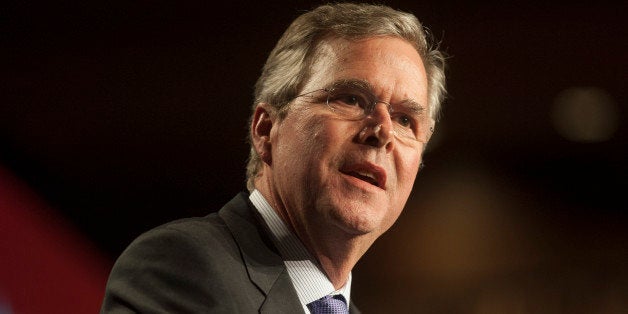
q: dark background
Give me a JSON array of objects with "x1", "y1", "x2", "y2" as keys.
[{"x1": 2, "y1": 1, "x2": 627, "y2": 313}]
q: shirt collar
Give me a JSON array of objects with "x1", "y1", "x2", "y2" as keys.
[{"x1": 249, "y1": 189, "x2": 352, "y2": 308}]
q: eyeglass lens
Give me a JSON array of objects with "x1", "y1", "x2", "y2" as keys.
[{"x1": 325, "y1": 84, "x2": 433, "y2": 143}]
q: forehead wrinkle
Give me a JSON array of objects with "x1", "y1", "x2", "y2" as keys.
[
  {"x1": 390, "y1": 75, "x2": 428, "y2": 115},
  {"x1": 307, "y1": 37, "x2": 427, "y2": 110}
]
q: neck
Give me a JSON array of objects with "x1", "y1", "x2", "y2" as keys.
[
  {"x1": 254, "y1": 174, "x2": 378, "y2": 289},
  {"x1": 310, "y1": 237, "x2": 370, "y2": 289}
]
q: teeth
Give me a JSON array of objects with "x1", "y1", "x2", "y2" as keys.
[
  {"x1": 356, "y1": 171, "x2": 375, "y2": 180},
  {"x1": 351, "y1": 171, "x2": 378, "y2": 186}
]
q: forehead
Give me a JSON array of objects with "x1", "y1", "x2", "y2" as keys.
[{"x1": 305, "y1": 36, "x2": 428, "y2": 103}]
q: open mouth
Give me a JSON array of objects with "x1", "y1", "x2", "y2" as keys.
[
  {"x1": 340, "y1": 164, "x2": 386, "y2": 189},
  {"x1": 345, "y1": 171, "x2": 380, "y2": 187}
]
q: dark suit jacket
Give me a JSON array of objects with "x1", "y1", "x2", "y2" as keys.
[{"x1": 101, "y1": 192, "x2": 361, "y2": 313}]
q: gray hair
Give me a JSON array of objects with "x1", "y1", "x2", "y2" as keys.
[{"x1": 246, "y1": 2, "x2": 447, "y2": 191}]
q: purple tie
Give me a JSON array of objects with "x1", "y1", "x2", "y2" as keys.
[{"x1": 307, "y1": 295, "x2": 348, "y2": 314}]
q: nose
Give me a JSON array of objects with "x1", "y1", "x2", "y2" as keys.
[{"x1": 357, "y1": 102, "x2": 394, "y2": 152}]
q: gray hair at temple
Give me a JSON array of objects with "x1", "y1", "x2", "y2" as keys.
[{"x1": 246, "y1": 2, "x2": 447, "y2": 191}]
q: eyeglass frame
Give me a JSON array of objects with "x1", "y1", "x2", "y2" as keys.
[{"x1": 291, "y1": 79, "x2": 435, "y2": 145}]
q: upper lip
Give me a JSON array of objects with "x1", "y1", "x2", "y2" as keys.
[{"x1": 340, "y1": 162, "x2": 387, "y2": 189}]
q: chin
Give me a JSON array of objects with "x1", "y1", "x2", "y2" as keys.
[
  {"x1": 330, "y1": 199, "x2": 392, "y2": 236},
  {"x1": 318, "y1": 179, "x2": 396, "y2": 234}
]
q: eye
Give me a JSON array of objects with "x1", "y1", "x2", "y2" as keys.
[
  {"x1": 396, "y1": 115, "x2": 413, "y2": 128},
  {"x1": 392, "y1": 113, "x2": 420, "y2": 140},
  {"x1": 336, "y1": 94, "x2": 361, "y2": 106},
  {"x1": 328, "y1": 85, "x2": 373, "y2": 110},
  {"x1": 331, "y1": 92, "x2": 369, "y2": 109}
]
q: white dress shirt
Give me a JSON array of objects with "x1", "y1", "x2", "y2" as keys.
[{"x1": 249, "y1": 189, "x2": 351, "y2": 313}]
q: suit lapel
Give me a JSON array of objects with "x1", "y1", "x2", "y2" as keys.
[
  {"x1": 258, "y1": 269, "x2": 305, "y2": 314},
  {"x1": 219, "y1": 192, "x2": 304, "y2": 313}
]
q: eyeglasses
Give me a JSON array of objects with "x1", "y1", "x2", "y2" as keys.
[{"x1": 294, "y1": 80, "x2": 435, "y2": 144}]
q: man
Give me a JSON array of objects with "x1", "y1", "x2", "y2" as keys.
[{"x1": 101, "y1": 3, "x2": 446, "y2": 313}]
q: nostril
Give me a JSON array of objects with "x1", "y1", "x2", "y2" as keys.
[
  {"x1": 363, "y1": 135, "x2": 380, "y2": 147},
  {"x1": 358, "y1": 122, "x2": 392, "y2": 148}
]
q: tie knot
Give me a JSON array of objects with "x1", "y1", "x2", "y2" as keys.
[{"x1": 307, "y1": 295, "x2": 348, "y2": 314}]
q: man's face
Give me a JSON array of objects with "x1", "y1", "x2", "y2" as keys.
[{"x1": 267, "y1": 36, "x2": 429, "y2": 242}]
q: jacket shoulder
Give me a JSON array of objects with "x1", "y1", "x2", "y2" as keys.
[{"x1": 101, "y1": 192, "x2": 266, "y2": 313}]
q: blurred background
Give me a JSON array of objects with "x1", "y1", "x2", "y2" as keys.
[{"x1": 2, "y1": 1, "x2": 626, "y2": 313}]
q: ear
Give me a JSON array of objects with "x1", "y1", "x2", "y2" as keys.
[{"x1": 251, "y1": 103, "x2": 276, "y2": 165}]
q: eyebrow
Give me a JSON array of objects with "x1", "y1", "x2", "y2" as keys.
[
  {"x1": 398, "y1": 99, "x2": 426, "y2": 115},
  {"x1": 329, "y1": 78, "x2": 374, "y2": 91},
  {"x1": 329, "y1": 78, "x2": 427, "y2": 114}
]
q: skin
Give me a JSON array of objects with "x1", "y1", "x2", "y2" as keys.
[{"x1": 251, "y1": 36, "x2": 429, "y2": 288}]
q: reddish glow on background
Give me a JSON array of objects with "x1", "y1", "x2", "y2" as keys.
[{"x1": 0, "y1": 165, "x2": 111, "y2": 314}]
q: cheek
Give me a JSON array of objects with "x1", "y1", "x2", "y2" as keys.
[
  {"x1": 300, "y1": 114, "x2": 348, "y2": 157},
  {"x1": 394, "y1": 149, "x2": 422, "y2": 191},
  {"x1": 275, "y1": 113, "x2": 343, "y2": 174}
]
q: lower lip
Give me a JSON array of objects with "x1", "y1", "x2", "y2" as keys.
[{"x1": 340, "y1": 172, "x2": 383, "y2": 191}]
